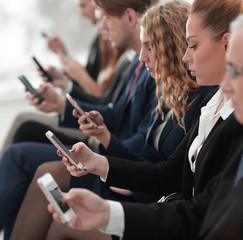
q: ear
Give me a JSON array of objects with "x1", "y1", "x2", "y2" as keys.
[
  {"x1": 223, "y1": 33, "x2": 231, "y2": 51},
  {"x1": 124, "y1": 8, "x2": 138, "y2": 28}
]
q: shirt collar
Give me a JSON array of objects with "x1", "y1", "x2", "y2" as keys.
[{"x1": 201, "y1": 89, "x2": 234, "y2": 121}]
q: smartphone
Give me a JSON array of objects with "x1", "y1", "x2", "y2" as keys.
[
  {"x1": 66, "y1": 93, "x2": 97, "y2": 128},
  {"x1": 45, "y1": 130, "x2": 83, "y2": 170},
  {"x1": 18, "y1": 75, "x2": 44, "y2": 104},
  {"x1": 32, "y1": 56, "x2": 53, "y2": 82},
  {"x1": 37, "y1": 173, "x2": 74, "y2": 223},
  {"x1": 41, "y1": 30, "x2": 49, "y2": 38}
]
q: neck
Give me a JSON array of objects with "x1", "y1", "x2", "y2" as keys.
[
  {"x1": 215, "y1": 92, "x2": 230, "y2": 114},
  {"x1": 223, "y1": 93, "x2": 230, "y2": 103},
  {"x1": 131, "y1": 30, "x2": 142, "y2": 54}
]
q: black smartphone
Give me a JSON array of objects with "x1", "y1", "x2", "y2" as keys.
[
  {"x1": 32, "y1": 56, "x2": 53, "y2": 82},
  {"x1": 18, "y1": 75, "x2": 44, "y2": 104}
]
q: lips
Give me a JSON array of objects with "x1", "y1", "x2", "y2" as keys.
[
  {"x1": 146, "y1": 67, "x2": 153, "y2": 73},
  {"x1": 189, "y1": 69, "x2": 196, "y2": 77}
]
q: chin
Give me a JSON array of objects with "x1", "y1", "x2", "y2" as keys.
[{"x1": 235, "y1": 112, "x2": 243, "y2": 125}]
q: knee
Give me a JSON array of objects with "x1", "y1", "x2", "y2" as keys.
[{"x1": 0, "y1": 142, "x2": 34, "y2": 166}]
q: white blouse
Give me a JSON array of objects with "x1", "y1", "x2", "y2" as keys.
[{"x1": 188, "y1": 89, "x2": 234, "y2": 173}]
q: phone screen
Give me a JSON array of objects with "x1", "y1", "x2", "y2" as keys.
[{"x1": 50, "y1": 187, "x2": 70, "y2": 213}]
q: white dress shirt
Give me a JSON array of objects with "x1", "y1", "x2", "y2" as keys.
[{"x1": 188, "y1": 89, "x2": 234, "y2": 173}]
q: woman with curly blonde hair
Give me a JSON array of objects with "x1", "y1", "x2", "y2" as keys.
[{"x1": 140, "y1": 0, "x2": 201, "y2": 129}]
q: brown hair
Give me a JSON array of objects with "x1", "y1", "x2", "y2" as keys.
[
  {"x1": 140, "y1": 0, "x2": 200, "y2": 130},
  {"x1": 191, "y1": 0, "x2": 243, "y2": 41},
  {"x1": 99, "y1": 35, "x2": 124, "y2": 91},
  {"x1": 94, "y1": 0, "x2": 158, "y2": 17}
]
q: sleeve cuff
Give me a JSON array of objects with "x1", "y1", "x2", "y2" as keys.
[
  {"x1": 100, "y1": 160, "x2": 110, "y2": 182},
  {"x1": 99, "y1": 200, "x2": 124, "y2": 238}
]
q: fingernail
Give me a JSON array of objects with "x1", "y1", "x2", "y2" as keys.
[{"x1": 70, "y1": 148, "x2": 76, "y2": 152}]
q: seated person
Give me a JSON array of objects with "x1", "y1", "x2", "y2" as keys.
[
  {"x1": 10, "y1": 0, "x2": 243, "y2": 239},
  {"x1": 9, "y1": 1, "x2": 221, "y2": 239},
  {"x1": 198, "y1": 14, "x2": 243, "y2": 240}
]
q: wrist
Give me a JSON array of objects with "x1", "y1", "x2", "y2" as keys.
[
  {"x1": 94, "y1": 154, "x2": 109, "y2": 180},
  {"x1": 96, "y1": 128, "x2": 111, "y2": 149},
  {"x1": 101, "y1": 200, "x2": 110, "y2": 228},
  {"x1": 57, "y1": 95, "x2": 66, "y2": 115}
]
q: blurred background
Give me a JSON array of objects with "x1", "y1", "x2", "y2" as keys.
[{"x1": 0, "y1": 0, "x2": 97, "y2": 149}]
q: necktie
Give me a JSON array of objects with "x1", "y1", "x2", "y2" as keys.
[{"x1": 129, "y1": 61, "x2": 143, "y2": 94}]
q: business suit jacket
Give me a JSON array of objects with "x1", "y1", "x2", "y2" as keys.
[
  {"x1": 99, "y1": 86, "x2": 217, "y2": 164},
  {"x1": 60, "y1": 57, "x2": 156, "y2": 155},
  {"x1": 105, "y1": 94, "x2": 243, "y2": 239},
  {"x1": 199, "y1": 141, "x2": 243, "y2": 240}
]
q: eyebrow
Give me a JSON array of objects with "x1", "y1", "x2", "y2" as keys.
[
  {"x1": 142, "y1": 41, "x2": 150, "y2": 46},
  {"x1": 186, "y1": 35, "x2": 198, "y2": 41}
]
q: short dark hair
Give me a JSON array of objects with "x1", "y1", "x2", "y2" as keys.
[{"x1": 94, "y1": 0, "x2": 158, "y2": 17}]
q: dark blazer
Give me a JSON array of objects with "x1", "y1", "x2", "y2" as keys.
[
  {"x1": 199, "y1": 141, "x2": 243, "y2": 240},
  {"x1": 99, "y1": 86, "x2": 217, "y2": 163},
  {"x1": 60, "y1": 57, "x2": 156, "y2": 154},
  {"x1": 105, "y1": 94, "x2": 243, "y2": 239},
  {"x1": 84, "y1": 33, "x2": 101, "y2": 81},
  {"x1": 70, "y1": 51, "x2": 135, "y2": 104}
]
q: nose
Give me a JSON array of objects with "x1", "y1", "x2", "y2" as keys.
[
  {"x1": 98, "y1": 15, "x2": 108, "y2": 32},
  {"x1": 221, "y1": 72, "x2": 233, "y2": 96},
  {"x1": 139, "y1": 47, "x2": 148, "y2": 63},
  {"x1": 182, "y1": 48, "x2": 190, "y2": 63}
]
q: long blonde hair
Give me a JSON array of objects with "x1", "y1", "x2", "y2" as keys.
[{"x1": 140, "y1": 0, "x2": 201, "y2": 130}]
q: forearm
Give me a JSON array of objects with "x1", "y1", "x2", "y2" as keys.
[
  {"x1": 96, "y1": 127, "x2": 111, "y2": 149},
  {"x1": 74, "y1": 72, "x2": 103, "y2": 97}
]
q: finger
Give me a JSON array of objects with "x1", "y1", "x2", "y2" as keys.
[{"x1": 73, "y1": 109, "x2": 82, "y2": 118}]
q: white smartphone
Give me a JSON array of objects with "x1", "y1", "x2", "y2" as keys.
[
  {"x1": 37, "y1": 172, "x2": 74, "y2": 223},
  {"x1": 45, "y1": 130, "x2": 83, "y2": 170},
  {"x1": 66, "y1": 93, "x2": 97, "y2": 128}
]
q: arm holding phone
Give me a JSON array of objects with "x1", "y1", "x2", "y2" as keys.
[
  {"x1": 60, "y1": 54, "x2": 103, "y2": 97},
  {"x1": 48, "y1": 188, "x2": 110, "y2": 232},
  {"x1": 73, "y1": 109, "x2": 111, "y2": 149},
  {"x1": 26, "y1": 82, "x2": 66, "y2": 114},
  {"x1": 38, "y1": 66, "x2": 70, "y2": 92},
  {"x1": 47, "y1": 36, "x2": 67, "y2": 56}
]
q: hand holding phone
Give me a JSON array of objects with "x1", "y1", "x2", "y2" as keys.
[
  {"x1": 32, "y1": 56, "x2": 53, "y2": 82},
  {"x1": 37, "y1": 173, "x2": 74, "y2": 223},
  {"x1": 45, "y1": 130, "x2": 83, "y2": 170},
  {"x1": 18, "y1": 75, "x2": 44, "y2": 104},
  {"x1": 66, "y1": 94, "x2": 97, "y2": 128}
]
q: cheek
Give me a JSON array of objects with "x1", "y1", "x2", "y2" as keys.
[{"x1": 234, "y1": 81, "x2": 243, "y2": 124}]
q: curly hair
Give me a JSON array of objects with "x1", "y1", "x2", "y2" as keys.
[{"x1": 140, "y1": 0, "x2": 201, "y2": 130}]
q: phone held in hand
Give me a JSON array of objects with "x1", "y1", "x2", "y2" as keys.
[
  {"x1": 18, "y1": 75, "x2": 44, "y2": 104},
  {"x1": 45, "y1": 130, "x2": 83, "y2": 170},
  {"x1": 32, "y1": 56, "x2": 53, "y2": 82},
  {"x1": 66, "y1": 93, "x2": 98, "y2": 128},
  {"x1": 37, "y1": 173, "x2": 74, "y2": 223}
]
